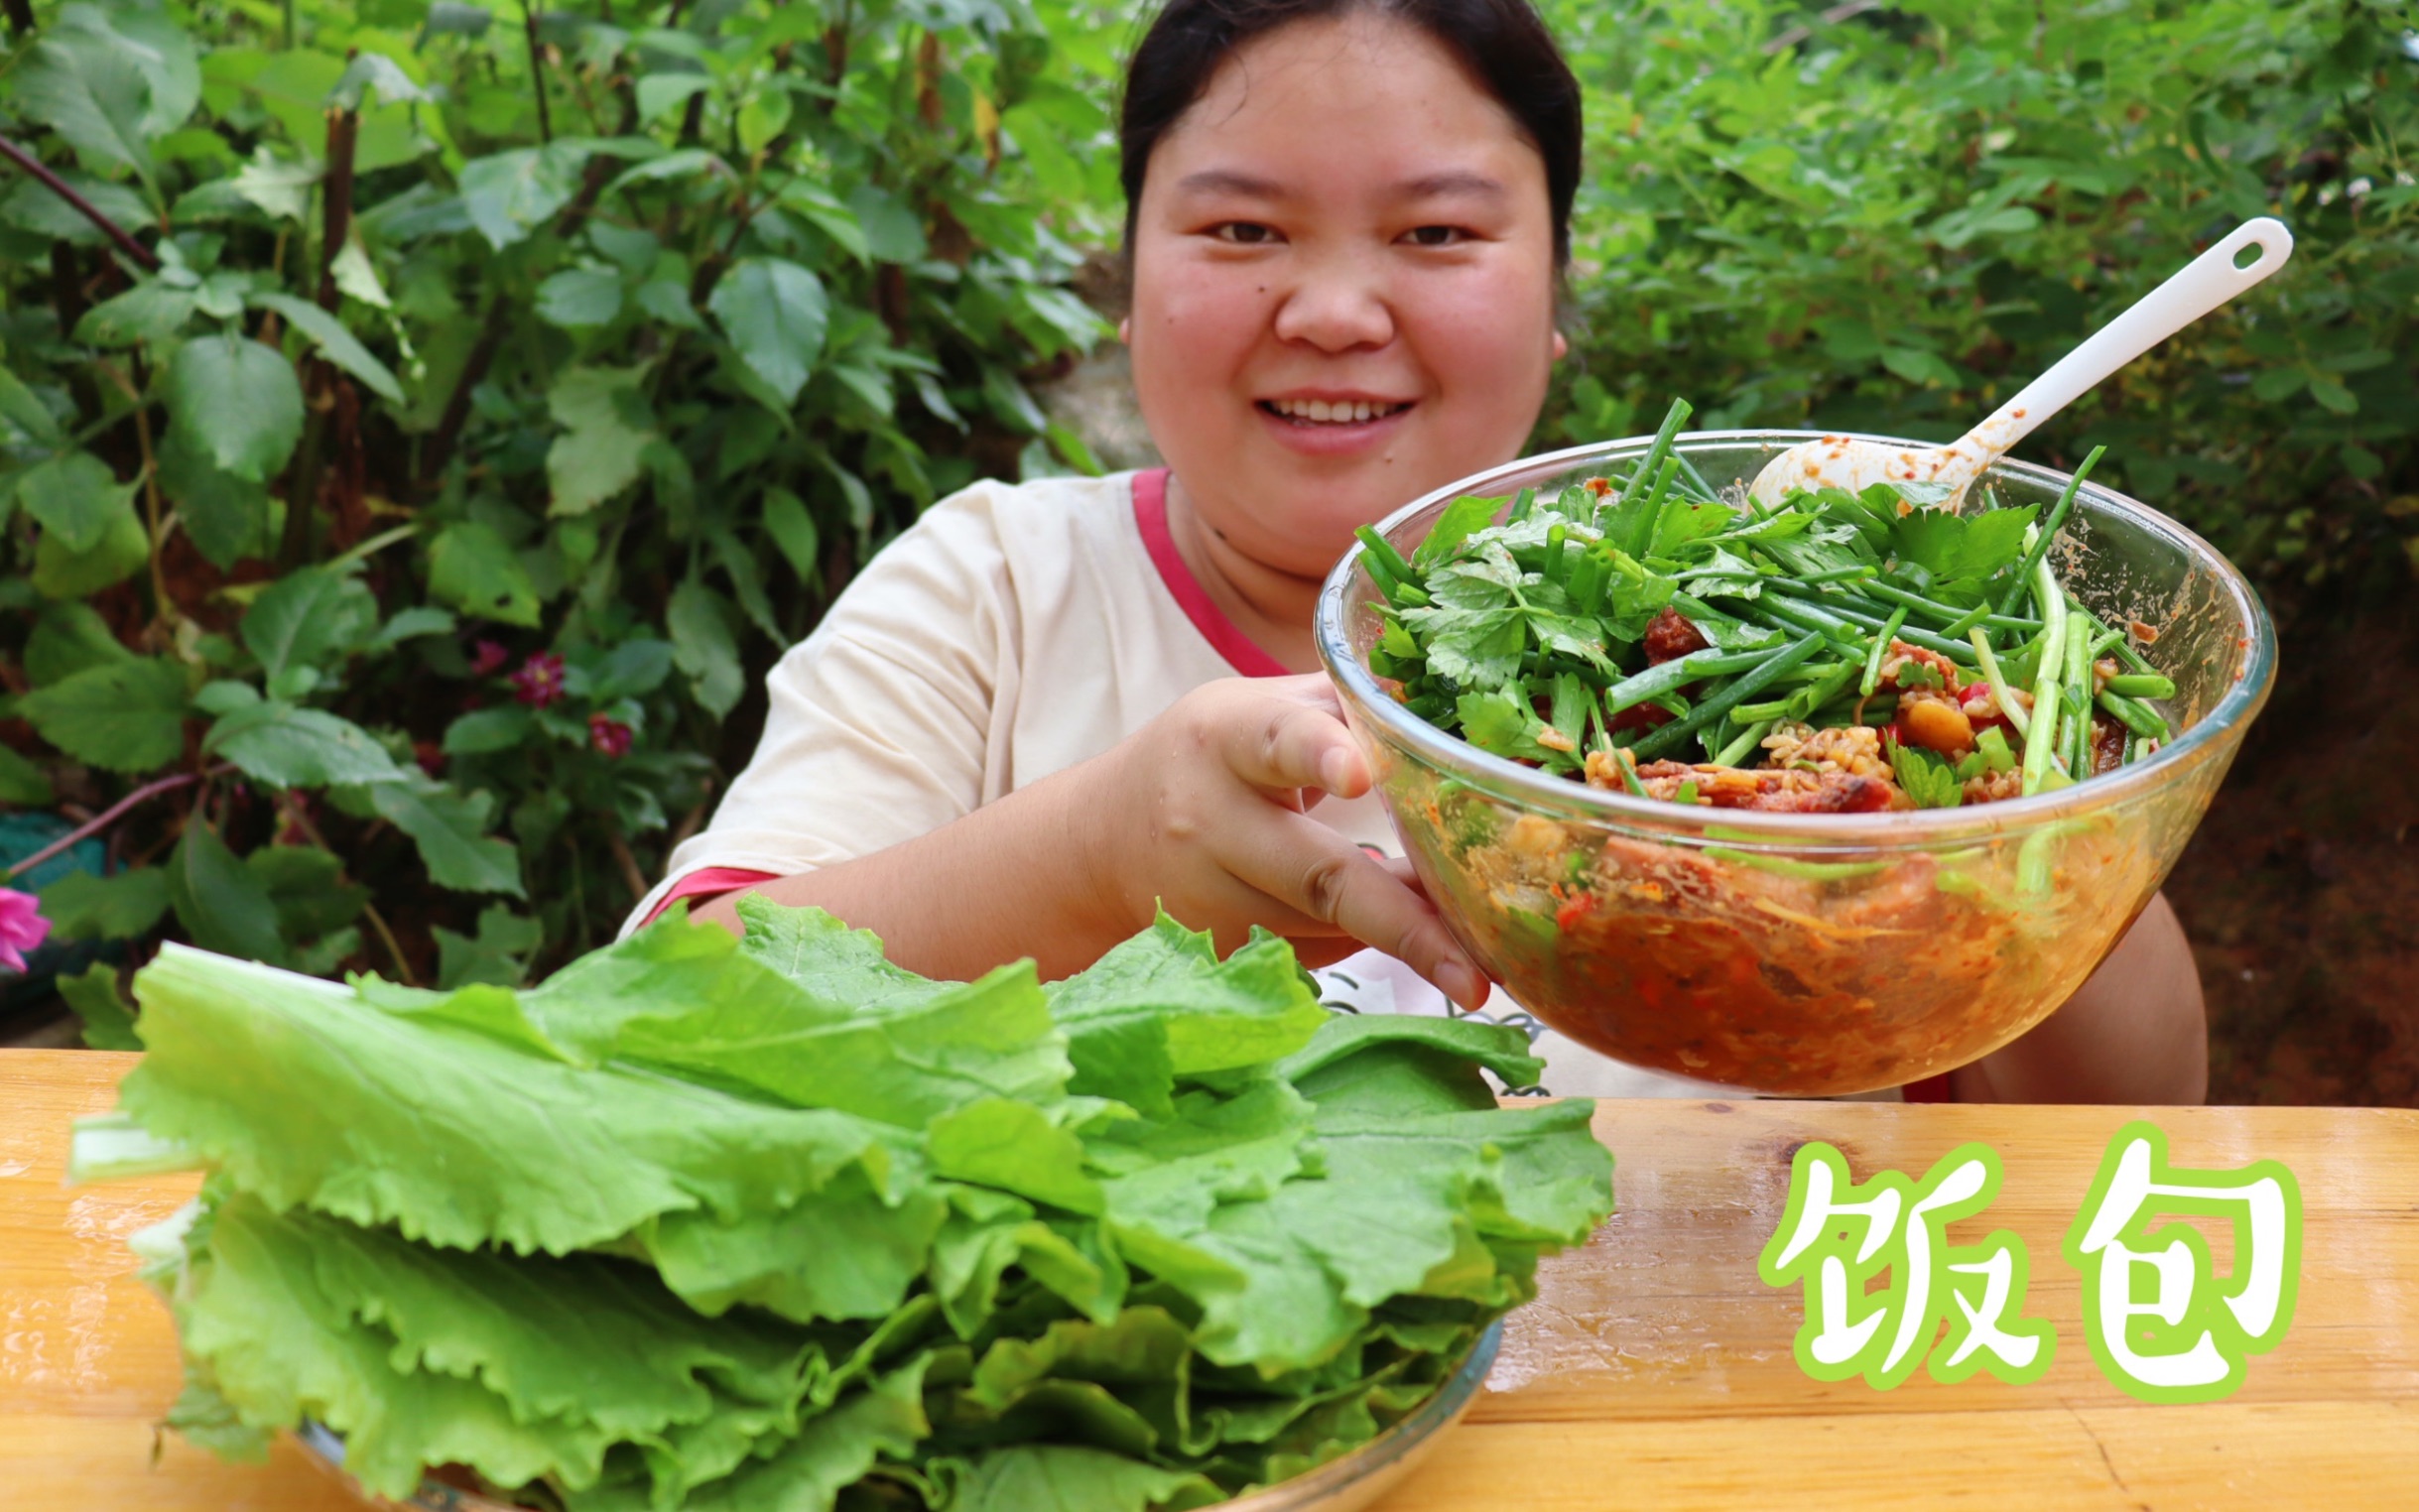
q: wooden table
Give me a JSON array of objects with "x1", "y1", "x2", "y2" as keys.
[{"x1": 5, "y1": 1050, "x2": 2415, "y2": 1508}]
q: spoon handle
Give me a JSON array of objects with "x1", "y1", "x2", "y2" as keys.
[{"x1": 1960, "y1": 217, "x2": 2295, "y2": 459}]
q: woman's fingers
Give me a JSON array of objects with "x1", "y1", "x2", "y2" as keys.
[
  {"x1": 1214, "y1": 677, "x2": 1369, "y2": 800},
  {"x1": 1225, "y1": 808, "x2": 1486, "y2": 1009}
]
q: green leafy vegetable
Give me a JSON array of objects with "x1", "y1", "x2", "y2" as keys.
[{"x1": 76, "y1": 902, "x2": 1613, "y2": 1511}]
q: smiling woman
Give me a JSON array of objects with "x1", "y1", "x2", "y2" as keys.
[
  {"x1": 640, "y1": 0, "x2": 1582, "y2": 1013},
  {"x1": 638, "y1": 0, "x2": 2206, "y2": 1107},
  {"x1": 1125, "y1": 8, "x2": 1572, "y2": 637}
]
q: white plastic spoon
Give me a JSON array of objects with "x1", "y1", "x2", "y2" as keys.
[{"x1": 1748, "y1": 216, "x2": 2295, "y2": 507}]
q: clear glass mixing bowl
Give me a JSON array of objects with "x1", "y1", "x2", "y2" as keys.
[{"x1": 1315, "y1": 431, "x2": 2275, "y2": 1096}]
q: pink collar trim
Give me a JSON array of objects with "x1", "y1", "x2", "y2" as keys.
[{"x1": 1132, "y1": 468, "x2": 1291, "y2": 680}]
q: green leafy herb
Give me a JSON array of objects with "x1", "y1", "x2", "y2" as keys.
[{"x1": 1887, "y1": 738, "x2": 1967, "y2": 810}]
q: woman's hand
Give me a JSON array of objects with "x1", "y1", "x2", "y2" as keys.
[
  {"x1": 1088, "y1": 674, "x2": 1488, "y2": 1008},
  {"x1": 1950, "y1": 892, "x2": 2208, "y2": 1103}
]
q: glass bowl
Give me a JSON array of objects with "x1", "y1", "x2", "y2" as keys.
[
  {"x1": 294, "y1": 1322, "x2": 1502, "y2": 1512},
  {"x1": 1315, "y1": 431, "x2": 2275, "y2": 1097}
]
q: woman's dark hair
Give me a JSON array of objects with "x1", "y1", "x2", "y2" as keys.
[{"x1": 1118, "y1": 0, "x2": 1584, "y2": 263}]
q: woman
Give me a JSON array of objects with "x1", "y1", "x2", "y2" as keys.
[{"x1": 632, "y1": 0, "x2": 2207, "y2": 1103}]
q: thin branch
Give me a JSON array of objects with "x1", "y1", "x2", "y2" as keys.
[
  {"x1": 5, "y1": 768, "x2": 227, "y2": 881},
  {"x1": 604, "y1": 829, "x2": 649, "y2": 907},
  {"x1": 419, "y1": 297, "x2": 510, "y2": 493},
  {"x1": 278, "y1": 792, "x2": 417, "y2": 986},
  {"x1": 316, "y1": 105, "x2": 359, "y2": 312},
  {"x1": 0, "y1": 133, "x2": 159, "y2": 272},
  {"x1": 523, "y1": 0, "x2": 554, "y2": 144}
]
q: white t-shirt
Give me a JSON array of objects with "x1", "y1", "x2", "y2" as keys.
[{"x1": 630, "y1": 468, "x2": 1745, "y2": 1099}]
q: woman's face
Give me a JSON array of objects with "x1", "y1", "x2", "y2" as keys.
[{"x1": 1126, "y1": 10, "x2": 1564, "y2": 580}]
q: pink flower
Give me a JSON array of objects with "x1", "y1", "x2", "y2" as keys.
[
  {"x1": 0, "y1": 887, "x2": 52, "y2": 975},
  {"x1": 511, "y1": 652, "x2": 567, "y2": 708},
  {"x1": 469, "y1": 639, "x2": 511, "y2": 678},
  {"x1": 588, "y1": 713, "x2": 633, "y2": 758}
]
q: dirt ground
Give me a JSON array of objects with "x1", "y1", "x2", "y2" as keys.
[{"x1": 2163, "y1": 599, "x2": 2419, "y2": 1106}]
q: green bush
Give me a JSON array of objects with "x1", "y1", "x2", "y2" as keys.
[
  {"x1": 1540, "y1": 0, "x2": 2419, "y2": 606},
  {"x1": 0, "y1": 0, "x2": 1108, "y2": 992}
]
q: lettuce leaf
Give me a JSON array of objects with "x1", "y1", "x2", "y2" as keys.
[{"x1": 88, "y1": 899, "x2": 1616, "y2": 1510}]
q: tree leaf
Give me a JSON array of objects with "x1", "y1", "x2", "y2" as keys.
[
  {"x1": 16, "y1": 35, "x2": 156, "y2": 187},
  {"x1": 635, "y1": 72, "x2": 710, "y2": 123},
  {"x1": 845, "y1": 185, "x2": 926, "y2": 263},
  {"x1": 242, "y1": 567, "x2": 380, "y2": 681},
  {"x1": 372, "y1": 606, "x2": 457, "y2": 650},
  {"x1": 229, "y1": 147, "x2": 320, "y2": 221},
  {"x1": 458, "y1": 142, "x2": 590, "y2": 251},
  {"x1": 0, "y1": 173, "x2": 151, "y2": 247},
  {"x1": 248, "y1": 293, "x2": 405, "y2": 402},
  {"x1": 16, "y1": 450, "x2": 140, "y2": 555},
  {"x1": 18, "y1": 657, "x2": 188, "y2": 773},
  {"x1": 442, "y1": 706, "x2": 535, "y2": 756},
  {"x1": 0, "y1": 743, "x2": 57, "y2": 807},
  {"x1": 362, "y1": 774, "x2": 526, "y2": 896},
  {"x1": 707, "y1": 258, "x2": 828, "y2": 408},
  {"x1": 761, "y1": 486, "x2": 821, "y2": 584},
  {"x1": 31, "y1": 504, "x2": 150, "y2": 598},
  {"x1": 428, "y1": 522, "x2": 542, "y2": 627},
  {"x1": 546, "y1": 365, "x2": 656, "y2": 515},
  {"x1": 247, "y1": 844, "x2": 368, "y2": 943},
  {"x1": 434, "y1": 906, "x2": 545, "y2": 990},
  {"x1": 62, "y1": 2, "x2": 200, "y2": 138},
  {"x1": 536, "y1": 265, "x2": 624, "y2": 329},
  {"x1": 58, "y1": 963, "x2": 143, "y2": 1051},
  {"x1": 326, "y1": 52, "x2": 431, "y2": 110},
  {"x1": 158, "y1": 430, "x2": 274, "y2": 570},
  {"x1": 24, "y1": 601, "x2": 131, "y2": 688},
  {"x1": 206, "y1": 702, "x2": 406, "y2": 788},
  {"x1": 72, "y1": 281, "x2": 198, "y2": 347},
  {"x1": 168, "y1": 821, "x2": 288, "y2": 965},
  {"x1": 40, "y1": 867, "x2": 172, "y2": 943},
  {"x1": 168, "y1": 334, "x2": 306, "y2": 483},
  {"x1": 666, "y1": 580, "x2": 743, "y2": 717}
]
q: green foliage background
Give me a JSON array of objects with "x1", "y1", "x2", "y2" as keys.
[
  {"x1": 2, "y1": 0, "x2": 2414, "y2": 1008},
  {"x1": 2, "y1": 0, "x2": 1115, "y2": 995}
]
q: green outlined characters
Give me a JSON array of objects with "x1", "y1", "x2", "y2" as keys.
[
  {"x1": 2064, "y1": 1120, "x2": 2304, "y2": 1404},
  {"x1": 1757, "y1": 1140, "x2": 2055, "y2": 1390}
]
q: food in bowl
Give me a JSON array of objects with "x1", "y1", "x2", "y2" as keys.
[
  {"x1": 73, "y1": 902, "x2": 1612, "y2": 1511},
  {"x1": 1321, "y1": 416, "x2": 2272, "y2": 1096},
  {"x1": 1356, "y1": 405, "x2": 2171, "y2": 812}
]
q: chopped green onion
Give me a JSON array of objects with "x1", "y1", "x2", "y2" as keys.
[
  {"x1": 1855, "y1": 580, "x2": 2043, "y2": 634},
  {"x1": 1992, "y1": 444, "x2": 2104, "y2": 628},
  {"x1": 2020, "y1": 560, "x2": 2069, "y2": 797},
  {"x1": 1861, "y1": 605, "x2": 1911, "y2": 696},
  {"x1": 1705, "y1": 847, "x2": 1889, "y2": 882},
  {"x1": 1968, "y1": 628, "x2": 2032, "y2": 739},
  {"x1": 2103, "y1": 673, "x2": 2175, "y2": 700},
  {"x1": 1601, "y1": 646, "x2": 1771, "y2": 716},
  {"x1": 1622, "y1": 751, "x2": 1653, "y2": 798},
  {"x1": 2064, "y1": 608, "x2": 2097, "y2": 780},
  {"x1": 1630, "y1": 630, "x2": 1828, "y2": 763},
  {"x1": 2097, "y1": 689, "x2": 2170, "y2": 741},
  {"x1": 1713, "y1": 717, "x2": 1777, "y2": 768}
]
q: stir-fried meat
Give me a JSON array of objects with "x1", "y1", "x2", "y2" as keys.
[
  {"x1": 1585, "y1": 748, "x2": 1904, "y2": 813},
  {"x1": 1643, "y1": 606, "x2": 1712, "y2": 665}
]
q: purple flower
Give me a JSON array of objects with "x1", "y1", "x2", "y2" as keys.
[
  {"x1": 469, "y1": 639, "x2": 511, "y2": 678},
  {"x1": 588, "y1": 713, "x2": 633, "y2": 759},
  {"x1": 511, "y1": 652, "x2": 567, "y2": 708},
  {"x1": 0, "y1": 888, "x2": 52, "y2": 975}
]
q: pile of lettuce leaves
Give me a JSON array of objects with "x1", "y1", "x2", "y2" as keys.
[{"x1": 71, "y1": 898, "x2": 1614, "y2": 1511}]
